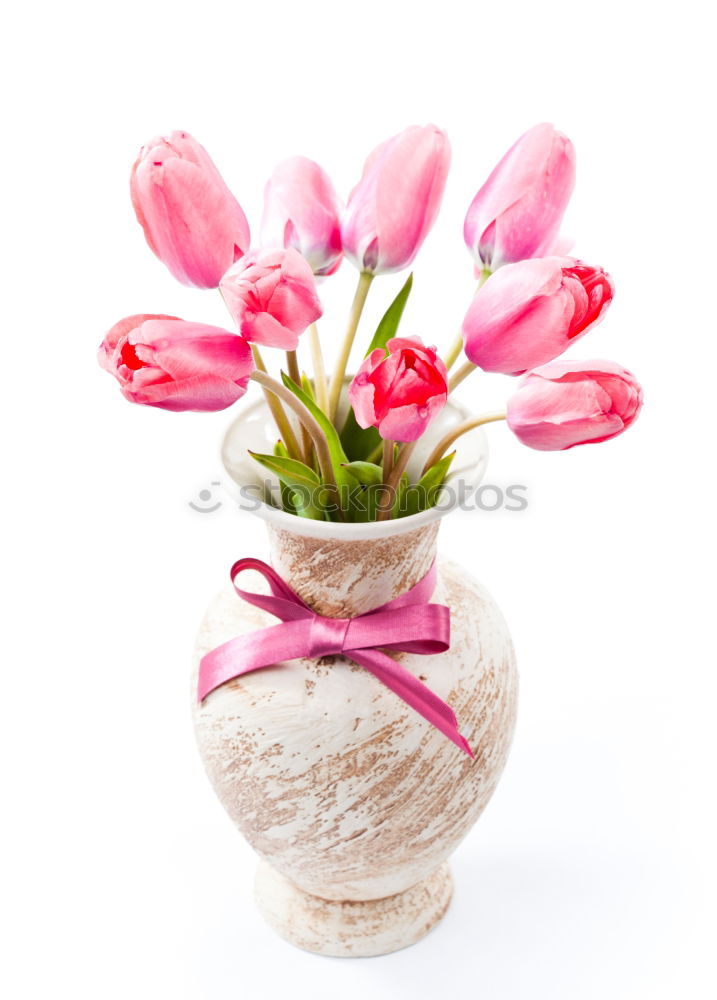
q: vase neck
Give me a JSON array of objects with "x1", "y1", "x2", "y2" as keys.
[{"x1": 265, "y1": 522, "x2": 440, "y2": 618}]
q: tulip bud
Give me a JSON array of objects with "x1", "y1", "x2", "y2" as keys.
[
  {"x1": 130, "y1": 131, "x2": 250, "y2": 289},
  {"x1": 98, "y1": 315, "x2": 254, "y2": 411},
  {"x1": 461, "y1": 257, "x2": 614, "y2": 376},
  {"x1": 341, "y1": 125, "x2": 451, "y2": 275},
  {"x1": 349, "y1": 336, "x2": 448, "y2": 442},
  {"x1": 219, "y1": 247, "x2": 323, "y2": 351},
  {"x1": 506, "y1": 360, "x2": 643, "y2": 450},
  {"x1": 260, "y1": 156, "x2": 343, "y2": 277},
  {"x1": 464, "y1": 123, "x2": 575, "y2": 270}
]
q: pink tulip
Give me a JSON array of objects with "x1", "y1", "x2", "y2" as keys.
[
  {"x1": 219, "y1": 247, "x2": 323, "y2": 351},
  {"x1": 260, "y1": 156, "x2": 343, "y2": 277},
  {"x1": 98, "y1": 314, "x2": 254, "y2": 411},
  {"x1": 462, "y1": 257, "x2": 614, "y2": 376},
  {"x1": 506, "y1": 360, "x2": 643, "y2": 450},
  {"x1": 130, "y1": 131, "x2": 250, "y2": 289},
  {"x1": 349, "y1": 336, "x2": 448, "y2": 442},
  {"x1": 341, "y1": 125, "x2": 451, "y2": 275},
  {"x1": 464, "y1": 123, "x2": 576, "y2": 270}
]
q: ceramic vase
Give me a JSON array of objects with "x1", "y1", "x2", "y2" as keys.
[{"x1": 192, "y1": 396, "x2": 518, "y2": 957}]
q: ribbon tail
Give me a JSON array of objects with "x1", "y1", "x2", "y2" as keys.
[
  {"x1": 198, "y1": 619, "x2": 313, "y2": 701},
  {"x1": 350, "y1": 649, "x2": 474, "y2": 758}
]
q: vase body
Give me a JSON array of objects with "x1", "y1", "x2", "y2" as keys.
[{"x1": 192, "y1": 516, "x2": 518, "y2": 956}]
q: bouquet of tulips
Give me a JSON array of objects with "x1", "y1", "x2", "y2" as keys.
[{"x1": 98, "y1": 123, "x2": 643, "y2": 522}]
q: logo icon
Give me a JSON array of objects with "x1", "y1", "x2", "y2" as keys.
[{"x1": 188, "y1": 481, "x2": 223, "y2": 514}]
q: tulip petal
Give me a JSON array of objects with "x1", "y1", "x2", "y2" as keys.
[
  {"x1": 99, "y1": 316, "x2": 254, "y2": 413},
  {"x1": 220, "y1": 247, "x2": 322, "y2": 349},
  {"x1": 349, "y1": 337, "x2": 447, "y2": 442},
  {"x1": 506, "y1": 359, "x2": 643, "y2": 450},
  {"x1": 131, "y1": 131, "x2": 250, "y2": 289},
  {"x1": 464, "y1": 123, "x2": 576, "y2": 268},
  {"x1": 342, "y1": 124, "x2": 450, "y2": 274},
  {"x1": 462, "y1": 257, "x2": 614, "y2": 375},
  {"x1": 260, "y1": 156, "x2": 343, "y2": 277}
]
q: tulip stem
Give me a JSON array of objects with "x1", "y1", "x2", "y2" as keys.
[
  {"x1": 251, "y1": 346, "x2": 302, "y2": 460},
  {"x1": 250, "y1": 370, "x2": 345, "y2": 520},
  {"x1": 308, "y1": 324, "x2": 329, "y2": 414},
  {"x1": 376, "y1": 441, "x2": 417, "y2": 521},
  {"x1": 286, "y1": 350, "x2": 301, "y2": 387},
  {"x1": 382, "y1": 438, "x2": 394, "y2": 482},
  {"x1": 443, "y1": 331, "x2": 464, "y2": 372},
  {"x1": 448, "y1": 359, "x2": 478, "y2": 393},
  {"x1": 376, "y1": 439, "x2": 395, "y2": 520},
  {"x1": 328, "y1": 271, "x2": 374, "y2": 420},
  {"x1": 421, "y1": 411, "x2": 506, "y2": 475},
  {"x1": 285, "y1": 349, "x2": 313, "y2": 463},
  {"x1": 443, "y1": 268, "x2": 492, "y2": 371}
]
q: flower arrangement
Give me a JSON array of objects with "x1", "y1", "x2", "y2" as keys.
[{"x1": 99, "y1": 123, "x2": 643, "y2": 522}]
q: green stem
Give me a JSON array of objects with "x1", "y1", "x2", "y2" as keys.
[
  {"x1": 382, "y1": 438, "x2": 394, "y2": 482},
  {"x1": 366, "y1": 439, "x2": 384, "y2": 464},
  {"x1": 286, "y1": 350, "x2": 313, "y2": 463},
  {"x1": 421, "y1": 412, "x2": 507, "y2": 475},
  {"x1": 308, "y1": 324, "x2": 329, "y2": 414},
  {"x1": 443, "y1": 268, "x2": 492, "y2": 371},
  {"x1": 376, "y1": 439, "x2": 396, "y2": 519},
  {"x1": 443, "y1": 331, "x2": 464, "y2": 372},
  {"x1": 328, "y1": 271, "x2": 374, "y2": 420},
  {"x1": 448, "y1": 359, "x2": 478, "y2": 393},
  {"x1": 251, "y1": 346, "x2": 302, "y2": 460},
  {"x1": 249, "y1": 370, "x2": 345, "y2": 521},
  {"x1": 286, "y1": 350, "x2": 312, "y2": 463},
  {"x1": 376, "y1": 441, "x2": 418, "y2": 522},
  {"x1": 286, "y1": 350, "x2": 301, "y2": 387}
]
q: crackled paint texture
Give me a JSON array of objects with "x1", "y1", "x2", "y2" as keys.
[{"x1": 192, "y1": 521, "x2": 518, "y2": 954}]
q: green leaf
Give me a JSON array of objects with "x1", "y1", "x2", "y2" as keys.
[
  {"x1": 341, "y1": 461, "x2": 383, "y2": 486},
  {"x1": 364, "y1": 272, "x2": 413, "y2": 357},
  {"x1": 343, "y1": 483, "x2": 373, "y2": 523},
  {"x1": 280, "y1": 372, "x2": 353, "y2": 491},
  {"x1": 419, "y1": 449, "x2": 456, "y2": 491},
  {"x1": 279, "y1": 373, "x2": 373, "y2": 521},
  {"x1": 339, "y1": 407, "x2": 381, "y2": 462},
  {"x1": 391, "y1": 472, "x2": 410, "y2": 519},
  {"x1": 273, "y1": 440, "x2": 296, "y2": 514},
  {"x1": 296, "y1": 376, "x2": 320, "y2": 472},
  {"x1": 300, "y1": 373, "x2": 316, "y2": 402},
  {"x1": 365, "y1": 484, "x2": 380, "y2": 522},
  {"x1": 403, "y1": 451, "x2": 456, "y2": 516},
  {"x1": 251, "y1": 450, "x2": 320, "y2": 488},
  {"x1": 249, "y1": 451, "x2": 324, "y2": 520}
]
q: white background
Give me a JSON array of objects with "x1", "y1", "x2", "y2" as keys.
[{"x1": 2, "y1": 1, "x2": 715, "y2": 997}]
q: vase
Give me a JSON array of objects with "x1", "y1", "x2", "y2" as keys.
[{"x1": 192, "y1": 395, "x2": 518, "y2": 958}]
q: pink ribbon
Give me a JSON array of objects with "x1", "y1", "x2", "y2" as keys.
[{"x1": 198, "y1": 558, "x2": 473, "y2": 757}]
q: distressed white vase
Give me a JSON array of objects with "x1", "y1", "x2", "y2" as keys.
[{"x1": 192, "y1": 395, "x2": 518, "y2": 957}]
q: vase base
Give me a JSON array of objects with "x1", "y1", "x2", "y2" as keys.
[{"x1": 254, "y1": 861, "x2": 453, "y2": 958}]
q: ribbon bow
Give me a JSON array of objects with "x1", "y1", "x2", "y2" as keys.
[{"x1": 198, "y1": 558, "x2": 473, "y2": 757}]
